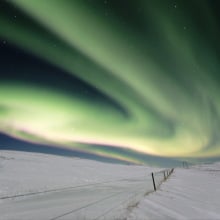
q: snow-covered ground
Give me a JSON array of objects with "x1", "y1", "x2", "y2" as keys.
[
  {"x1": 128, "y1": 162, "x2": 220, "y2": 220},
  {"x1": 1, "y1": 150, "x2": 220, "y2": 220},
  {"x1": 0, "y1": 150, "x2": 160, "y2": 199},
  {"x1": 0, "y1": 150, "x2": 161, "y2": 219}
]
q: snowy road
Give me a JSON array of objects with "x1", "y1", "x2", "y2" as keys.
[{"x1": 0, "y1": 177, "x2": 152, "y2": 220}]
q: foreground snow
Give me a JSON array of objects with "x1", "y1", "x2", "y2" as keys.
[
  {"x1": 1, "y1": 150, "x2": 219, "y2": 220},
  {"x1": 128, "y1": 162, "x2": 220, "y2": 220},
  {"x1": 0, "y1": 150, "x2": 161, "y2": 219}
]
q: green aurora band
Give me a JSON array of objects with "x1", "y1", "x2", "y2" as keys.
[{"x1": 0, "y1": 0, "x2": 220, "y2": 164}]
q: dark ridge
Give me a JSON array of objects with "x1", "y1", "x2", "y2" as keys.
[
  {"x1": 85, "y1": 143, "x2": 182, "y2": 167},
  {"x1": 0, "y1": 132, "x2": 132, "y2": 165}
]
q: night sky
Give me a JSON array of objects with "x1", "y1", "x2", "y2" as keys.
[{"x1": 0, "y1": 0, "x2": 220, "y2": 165}]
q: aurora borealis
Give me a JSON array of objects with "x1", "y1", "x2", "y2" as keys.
[{"x1": 0, "y1": 0, "x2": 220, "y2": 165}]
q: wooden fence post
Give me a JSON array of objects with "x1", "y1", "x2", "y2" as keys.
[{"x1": 151, "y1": 172, "x2": 156, "y2": 191}]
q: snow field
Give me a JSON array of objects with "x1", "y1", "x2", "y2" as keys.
[{"x1": 0, "y1": 150, "x2": 170, "y2": 219}]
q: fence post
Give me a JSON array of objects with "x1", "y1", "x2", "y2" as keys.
[
  {"x1": 151, "y1": 172, "x2": 156, "y2": 191},
  {"x1": 163, "y1": 171, "x2": 166, "y2": 180}
]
